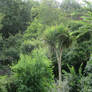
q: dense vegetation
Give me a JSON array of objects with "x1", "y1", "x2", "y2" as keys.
[{"x1": 0, "y1": 0, "x2": 92, "y2": 92}]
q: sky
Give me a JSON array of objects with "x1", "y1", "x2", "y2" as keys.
[
  {"x1": 56, "y1": 0, "x2": 92, "y2": 3},
  {"x1": 35, "y1": 0, "x2": 92, "y2": 3}
]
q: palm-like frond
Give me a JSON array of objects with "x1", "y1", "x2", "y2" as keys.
[
  {"x1": 44, "y1": 24, "x2": 72, "y2": 49},
  {"x1": 71, "y1": 24, "x2": 92, "y2": 43}
]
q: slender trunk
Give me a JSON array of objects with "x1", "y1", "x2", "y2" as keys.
[
  {"x1": 58, "y1": 58, "x2": 62, "y2": 92},
  {"x1": 58, "y1": 48, "x2": 62, "y2": 86},
  {"x1": 58, "y1": 58, "x2": 61, "y2": 86},
  {"x1": 55, "y1": 48, "x2": 63, "y2": 92}
]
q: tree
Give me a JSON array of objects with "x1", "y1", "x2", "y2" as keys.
[
  {"x1": 60, "y1": 0, "x2": 81, "y2": 12},
  {"x1": 60, "y1": 0, "x2": 84, "y2": 21},
  {"x1": 23, "y1": 19, "x2": 43, "y2": 40},
  {"x1": 22, "y1": 19, "x2": 43, "y2": 55},
  {"x1": 0, "y1": 33, "x2": 22, "y2": 64},
  {"x1": 0, "y1": 0, "x2": 33, "y2": 38},
  {"x1": 44, "y1": 24, "x2": 72, "y2": 89},
  {"x1": 39, "y1": 0, "x2": 62, "y2": 25}
]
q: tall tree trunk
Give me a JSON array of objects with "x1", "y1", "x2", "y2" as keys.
[
  {"x1": 58, "y1": 48, "x2": 62, "y2": 86},
  {"x1": 55, "y1": 48, "x2": 63, "y2": 92},
  {"x1": 58, "y1": 57, "x2": 62, "y2": 86}
]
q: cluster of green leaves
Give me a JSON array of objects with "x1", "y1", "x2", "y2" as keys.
[
  {"x1": 80, "y1": 56, "x2": 92, "y2": 92},
  {"x1": 63, "y1": 65, "x2": 82, "y2": 92},
  {"x1": 44, "y1": 24, "x2": 72, "y2": 49},
  {"x1": 12, "y1": 49, "x2": 53, "y2": 92},
  {"x1": 0, "y1": 34, "x2": 22, "y2": 64},
  {"x1": 0, "y1": 0, "x2": 33, "y2": 38},
  {"x1": 0, "y1": 49, "x2": 54, "y2": 92},
  {"x1": 0, "y1": 0, "x2": 92, "y2": 92},
  {"x1": 0, "y1": 0, "x2": 39, "y2": 65},
  {"x1": 23, "y1": 19, "x2": 43, "y2": 40}
]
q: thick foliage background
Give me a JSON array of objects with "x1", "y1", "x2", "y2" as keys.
[{"x1": 0, "y1": 0, "x2": 92, "y2": 92}]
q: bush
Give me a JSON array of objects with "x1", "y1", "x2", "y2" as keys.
[
  {"x1": 21, "y1": 40, "x2": 41, "y2": 55},
  {"x1": 63, "y1": 65, "x2": 82, "y2": 92},
  {"x1": 0, "y1": 76, "x2": 8, "y2": 92},
  {"x1": 0, "y1": 34, "x2": 22, "y2": 65},
  {"x1": 10, "y1": 49, "x2": 54, "y2": 92},
  {"x1": 49, "y1": 80, "x2": 69, "y2": 92},
  {"x1": 81, "y1": 56, "x2": 92, "y2": 92},
  {"x1": 23, "y1": 19, "x2": 43, "y2": 40}
]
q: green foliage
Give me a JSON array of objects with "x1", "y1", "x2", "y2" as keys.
[
  {"x1": 68, "y1": 20, "x2": 92, "y2": 43},
  {"x1": 0, "y1": 76, "x2": 8, "y2": 92},
  {"x1": 0, "y1": 0, "x2": 33, "y2": 38},
  {"x1": 44, "y1": 24, "x2": 72, "y2": 49},
  {"x1": 84, "y1": 56, "x2": 92, "y2": 74},
  {"x1": 60, "y1": 0, "x2": 81, "y2": 12},
  {"x1": 68, "y1": 21, "x2": 83, "y2": 32},
  {"x1": 62, "y1": 42, "x2": 90, "y2": 73},
  {"x1": 39, "y1": 0, "x2": 62, "y2": 25},
  {"x1": 0, "y1": 0, "x2": 92, "y2": 91},
  {"x1": 21, "y1": 40, "x2": 41, "y2": 54},
  {"x1": 22, "y1": 19, "x2": 43, "y2": 55},
  {"x1": 0, "y1": 13, "x2": 4, "y2": 30},
  {"x1": 63, "y1": 65, "x2": 82, "y2": 92},
  {"x1": 60, "y1": 0, "x2": 83, "y2": 21},
  {"x1": 31, "y1": 7, "x2": 40, "y2": 21},
  {"x1": 0, "y1": 34, "x2": 22, "y2": 64},
  {"x1": 9, "y1": 49, "x2": 54, "y2": 92},
  {"x1": 24, "y1": 19, "x2": 43, "y2": 40},
  {"x1": 60, "y1": 20, "x2": 91, "y2": 73},
  {"x1": 0, "y1": 75, "x2": 19, "y2": 92},
  {"x1": 80, "y1": 56, "x2": 92, "y2": 92}
]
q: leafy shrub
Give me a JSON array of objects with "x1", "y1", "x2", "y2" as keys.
[
  {"x1": 21, "y1": 40, "x2": 41, "y2": 54},
  {"x1": 81, "y1": 56, "x2": 92, "y2": 92},
  {"x1": 63, "y1": 65, "x2": 82, "y2": 92},
  {"x1": 81, "y1": 75, "x2": 92, "y2": 92},
  {"x1": 0, "y1": 76, "x2": 8, "y2": 92},
  {"x1": 49, "y1": 80, "x2": 69, "y2": 92},
  {"x1": 9, "y1": 49, "x2": 54, "y2": 92},
  {"x1": 0, "y1": 34, "x2": 22, "y2": 64},
  {"x1": 23, "y1": 19, "x2": 43, "y2": 40},
  {"x1": 62, "y1": 42, "x2": 90, "y2": 72},
  {"x1": 2, "y1": 48, "x2": 19, "y2": 64},
  {"x1": 21, "y1": 40, "x2": 35, "y2": 54},
  {"x1": 53, "y1": 42, "x2": 90, "y2": 78}
]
